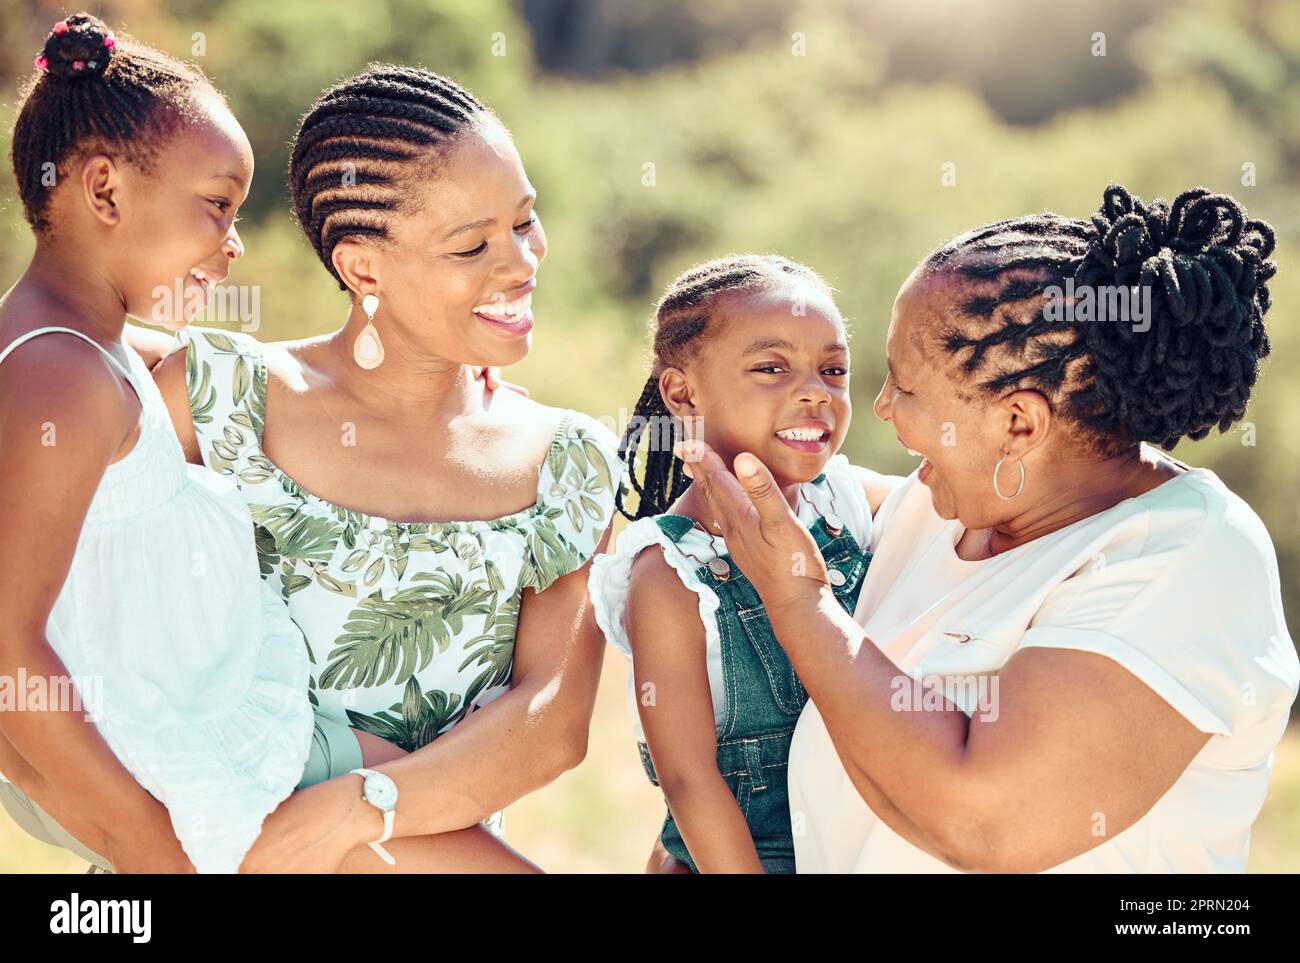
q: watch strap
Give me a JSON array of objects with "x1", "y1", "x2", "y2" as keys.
[{"x1": 350, "y1": 768, "x2": 397, "y2": 866}]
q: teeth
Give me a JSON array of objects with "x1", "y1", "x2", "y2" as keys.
[
  {"x1": 189, "y1": 269, "x2": 211, "y2": 286},
  {"x1": 776, "y1": 427, "x2": 826, "y2": 441},
  {"x1": 907, "y1": 447, "x2": 923, "y2": 457},
  {"x1": 473, "y1": 292, "x2": 532, "y2": 320}
]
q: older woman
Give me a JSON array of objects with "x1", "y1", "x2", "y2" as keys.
[{"x1": 674, "y1": 185, "x2": 1298, "y2": 872}]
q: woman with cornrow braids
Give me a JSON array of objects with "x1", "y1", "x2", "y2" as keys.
[
  {"x1": 678, "y1": 185, "x2": 1298, "y2": 873},
  {"x1": 140, "y1": 64, "x2": 625, "y2": 872}
]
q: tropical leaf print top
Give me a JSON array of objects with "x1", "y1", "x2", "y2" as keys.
[{"x1": 175, "y1": 326, "x2": 625, "y2": 760}]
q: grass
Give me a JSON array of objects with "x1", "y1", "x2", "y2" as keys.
[{"x1": 3, "y1": 644, "x2": 1297, "y2": 873}]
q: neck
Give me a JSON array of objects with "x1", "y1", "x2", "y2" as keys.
[
  {"x1": 325, "y1": 308, "x2": 481, "y2": 424},
  {"x1": 987, "y1": 444, "x2": 1155, "y2": 553},
  {"x1": 18, "y1": 239, "x2": 128, "y2": 342}
]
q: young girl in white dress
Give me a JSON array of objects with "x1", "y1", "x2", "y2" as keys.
[{"x1": 0, "y1": 15, "x2": 316, "y2": 874}]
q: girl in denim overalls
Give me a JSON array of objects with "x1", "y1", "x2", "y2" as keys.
[{"x1": 590, "y1": 255, "x2": 885, "y2": 873}]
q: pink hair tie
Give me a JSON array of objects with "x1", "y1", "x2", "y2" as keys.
[
  {"x1": 52, "y1": 20, "x2": 69, "y2": 35},
  {"x1": 104, "y1": 34, "x2": 116, "y2": 48},
  {"x1": 34, "y1": 54, "x2": 48, "y2": 70},
  {"x1": 71, "y1": 60, "x2": 85, "y2": 72}
]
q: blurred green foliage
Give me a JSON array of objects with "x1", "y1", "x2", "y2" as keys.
[
  {"x1": 2, "y1": 0, "x2": 1297, "y2": 670},
  {"x1": 2, "y1": 0, "x2": 1295, "y2": 655},
  {"x1": 0, "y1": 0, "x2": 1297, "y2": 871}
]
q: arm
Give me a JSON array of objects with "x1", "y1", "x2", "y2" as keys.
[
  {"x1": 626, "y1": 547, "x2": 766, "y2": 873},
  {"x1": 768, "y1": 587, "x2": 1208, "y2": 870},
  {"x1": 378, "y1": 522, "x2": 613, "y2": 831},
  {"x1": 240, "y1": 522, "x2": 615, "y2": 871},
  {"x1": 0, "y1": 339, "x2": 194, "y2": 872},
  {"x1": 683, "y1": 441, "x2": 1210, "y2": 872},
  {"x1": 149, "y1": 343, "x2": 203, "y2": 466},
  {"x1": 122, "y1": 321, "x2": 175, "y2": 369}
]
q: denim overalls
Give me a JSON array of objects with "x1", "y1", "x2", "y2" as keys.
[{"x1": 638, "y1": 498, "x2": 872, "y2": 873}]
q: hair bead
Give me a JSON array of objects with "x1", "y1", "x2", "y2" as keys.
[{"x1": 13, "y1": 12, "x2": 220, "y2": 231}]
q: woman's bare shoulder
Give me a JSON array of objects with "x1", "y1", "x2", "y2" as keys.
[
  {"x1": 483, "y1": 386, "x2": 573, "y2": 450},
  {"x1": 205, "y1": 330, "x2": 332, "y2": 395}
]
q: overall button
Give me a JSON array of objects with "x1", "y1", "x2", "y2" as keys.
[
  {"x1": 707, "y1": 558, "x2": 730, "y2": 578},
  {"x1": 824, "y1": 513, "x2": 844, "y2": 536},
  {"x1": 828, "y1": 569, "x2": 846, "y2": 586}
]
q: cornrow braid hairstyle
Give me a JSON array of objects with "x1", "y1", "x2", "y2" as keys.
[
  {"x1": 288, "y1": 64, "x2": 491, "y2": 290},
  {"x1": 922, "y1": 184, "x2": 1277, "y2": 456},
  {"x1": 616, "y1": 253, "x2": 835, "y2": 520},
  {"x1": 11, "y1": 12, "x2": 220, "y2": 233}
]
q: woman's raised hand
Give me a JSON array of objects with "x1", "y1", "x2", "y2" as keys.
[{"x1": 674, "y1": 439, "x2": 829, "y2": 617}]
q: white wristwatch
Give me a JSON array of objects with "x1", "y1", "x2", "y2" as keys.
[{"x1": 350, "y1": 768, "x2": 398, "y2": 866}]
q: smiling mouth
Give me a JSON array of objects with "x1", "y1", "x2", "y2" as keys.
[
  {"x1": 183, "y1": 268, "x2": 215, "y2": 311},
  {"x1": 896, "y1": 435, "x2": 924, "y2": 458},
  {"x1": 473, "y1": 291, "x2": 533, "y2": 323},
  {"x1": 188, "y1": 267, "x2": 214, "y2": 292},
  {"x1": 774, "y1": 426, "x2": 830, "y2": 452}
]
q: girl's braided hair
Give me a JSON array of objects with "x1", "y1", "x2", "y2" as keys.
[
  {"x1": 616, "y1": 253, "x2": 834, "y2": 520},
  {"x1": 12, "y1": 12, "x2": 220, "y2": 233},
  {"x1": 288, "y1": 64, "x2": 493, "y2": 291},
  {"x1": 923, "y1": 185, "x2": 1276, "y2": 455}
]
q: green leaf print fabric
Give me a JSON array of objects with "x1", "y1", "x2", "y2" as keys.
[{"x1": 173, "y1": 327, "x2": 626, "y2": 765}]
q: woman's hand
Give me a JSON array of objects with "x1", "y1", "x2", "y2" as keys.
[
  {"x1": 674, "y1": 440, "x2": 829, "y2": 616},
  {"x1": 239, "y1": 776, "x2": 376, "y2": 874},
  {"x1": 474, "y1": 367, "x2": 528, "y2": 396}
]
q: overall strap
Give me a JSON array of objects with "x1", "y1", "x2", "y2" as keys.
[
  {"x1": 653, "y1": 514, "x2": 697, "y2": 543},
  {"x1": 0, "y1": 326, "x2": 137, "y2": 387}
]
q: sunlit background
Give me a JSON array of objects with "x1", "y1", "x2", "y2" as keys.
[{"x1": 1, "y1": 0, "x2": 1297, "y2": 872}]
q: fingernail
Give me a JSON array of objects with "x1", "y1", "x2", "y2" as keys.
[{"x1": 736, "y1": 453, "x2": 758, "y2": 477}]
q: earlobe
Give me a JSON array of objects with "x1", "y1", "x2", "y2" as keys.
[
  {"x1": 658, "y1": 367, "x2": 696, "y2": 419},
  {"x1": 331, "y1": 240, "x2": 380, "y2": 299},
  {"x1": 1007, "y1": 388, "x2": 1051, "y2": 449}
]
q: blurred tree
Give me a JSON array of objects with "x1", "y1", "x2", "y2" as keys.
[{"x1": 1134, "y1": 0, "x2": 1300, "y2": 184}]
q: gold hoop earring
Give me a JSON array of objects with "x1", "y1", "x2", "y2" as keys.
[
  {"x1": 993, "y1": 454, "x2": 1025, "y2": 499},
  {"x1": 353, "y1": 293, "x2": 385, "y2": 369}
]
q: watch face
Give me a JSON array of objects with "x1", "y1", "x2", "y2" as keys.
[{"x1": 363, "y1": 772, "x2": 398, "y2": 810}]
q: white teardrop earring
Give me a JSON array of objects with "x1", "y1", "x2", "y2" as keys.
[{"x1": 353, "y1": 293, "x2": 385, "y2": 369}]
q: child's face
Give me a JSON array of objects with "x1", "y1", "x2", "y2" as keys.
[
  {"x1": 112, "y1": 91, "x2": 252, "y2": 330},
  {"x1": 341, "y1": 118, "x2": 547, "y2": 369},
  {"x1": 666, "y1": 286, "x2": 852, "y2": 487}
]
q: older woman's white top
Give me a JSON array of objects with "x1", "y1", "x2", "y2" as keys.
[{"x1": 789, "y1": 448, "x2": 1299, "y2": 872}]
